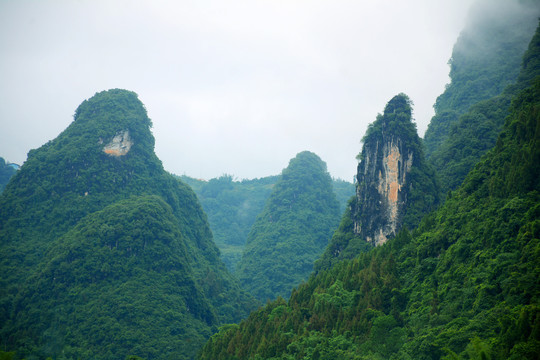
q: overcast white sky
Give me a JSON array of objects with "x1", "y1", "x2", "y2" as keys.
[{"x1": 1, "y1": 0, "x2": 480, "y2": 181}]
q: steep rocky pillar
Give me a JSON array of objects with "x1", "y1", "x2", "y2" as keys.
[{"x1": 353, "y1": 94, "x2": 438, "y2": 246}]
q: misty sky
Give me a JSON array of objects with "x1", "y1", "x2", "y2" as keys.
[{"x1": 1, "y1": 0, "x2": 484, "y2": 181}]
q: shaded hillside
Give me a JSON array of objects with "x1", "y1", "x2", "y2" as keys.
[
  {"x1": 428, "y1": 20, "x2": 540, "y2": 195},
  {"x1": 316, "y1": 94, "x2": 439, "y2": 271},
  {"x1": 0, "y1": 89, "x2": 256, "y2": 360},
  {"x1": 180, "y1": 174, "x2": 278, "y2": 272},
  {"x1": 198, "y1": 71, "x2": 540, "y2": 360},
  {"x1": 181, "y1": 174, "x2": 354, "y2": 273},
  {"x1": 423, "y1": 1, "x2": 539, "y2": 195},
  {"x1": 424, "y1": 0, "x2": 539, "y2": 158},
  {"x1": 331, "y1": 178, "x2": 357, "y2": 213},
  {"x1": 236, "y1": 151, "x2": 341, "y2": 302},
  {"x1": 0, "y1": 157, "x2": 17, "y2": 193}
]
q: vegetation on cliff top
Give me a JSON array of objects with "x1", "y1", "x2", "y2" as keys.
[
  {"x1": 0, "y1": 157, "x2": 17, "y2": 193},
  {"x1": 317, "y1": 93, "x2": 439, "y2": 270}
]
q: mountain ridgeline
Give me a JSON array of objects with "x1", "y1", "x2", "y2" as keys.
[
  {"x1": 236, "y1": 151, "x2": 342, "y2": 302},
  {"x1": 0, "y1": 89, "x2": 257, "y2": 360},
  {"x1": 424, "y1": 0, "x2": 540, "y2": 194}
]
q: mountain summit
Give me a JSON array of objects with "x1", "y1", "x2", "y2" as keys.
[
  {"x1": 317, "y1": 94, "x2": 439, "y2": 271},
  {"x1": 353, "y1": 93, "x2": 439, "y2": 246},
  {"x1": 236, "y1": 151, "x2": 341, "y2": 302},
  {"x1": 0, "y1": 89, "x2": 256, "y2": 360}
]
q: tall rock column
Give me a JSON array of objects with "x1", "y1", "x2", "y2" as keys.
[{"x1": 353, "y1": 93, "x2": 439, "y2": 246}]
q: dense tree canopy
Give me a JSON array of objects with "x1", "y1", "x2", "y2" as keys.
[
  {"x1": 0, "y1": 89, "x2": 256, "y2": 360},
  {"x1": 236, "y1": 151, "x2": 342, "y2": 302},
  {"x1": 181, "y1": 174, "x2": 354, "y2": 273},
  {"x1": 0, "y1": 157, "x2": 17, "y2": 193},
  {"x1": 427, "y1": 21, "x2": 540, "y2": 195},
  {"x1": 198, "y1": 71, "x2": 540, "y2": 360}
]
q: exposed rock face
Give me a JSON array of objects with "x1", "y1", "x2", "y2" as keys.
[
  {"x1": 353, "y1": 94, "x2": 439, "y2": 246},
  {"x1": 103, "y1": 130, "x2": 132, "y2": 156},
  {"x1": 356, "y1": 137, "x2": 413, "y2": 245}
]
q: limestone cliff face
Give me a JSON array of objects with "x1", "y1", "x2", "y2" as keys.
[
  {"x1": 353, "y1": 94, "x2": 439, "y2": 246},
  {"x1": 355, "y1": 136, "x2": 414, "y2": 245},
  {"x1": 103, "y1": 130, "x2": 133, "y2": 156}
]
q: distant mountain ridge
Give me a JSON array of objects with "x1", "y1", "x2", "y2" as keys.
[{"x1": 181, "y1": 174, "x2": 354, "y2": 272}]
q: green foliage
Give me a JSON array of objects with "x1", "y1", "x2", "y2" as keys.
[
  {"x1": 424, "y1": 14, "x2": 539, "y2": 195},
  {"x1": 314, "y1": 198, "x2": 371, "y2": 272},
  {"x1": 181, "y1": 174, "x2": 278, "y2": 272},
  {"x1": 10, "y1": 196, "x2": 214, "y2": 359},
  {"x1": 428, "y1": 95, "x2": 513, "y2": 194},
  {"x1": 181, "y1": 174, "x2": 354, "y2": 273},
  {"x1": 361, "y1": 93, "x2": 420, "y2": 155},
  {"x1": 198, "y1": 74, "x2": 540, "y2": 360},
  {"x1": 236, "y1": 151, "x2": 342, "y2": 302},
  {"x1": 0, "y1": 351, "x2": 15, "y2": 360},
  {"x1": 431, "y1": 5, "x2": 537, "y2": 118},
  {"x1": 0, "y1": 89, "x2": 257, "y2": 360},
  {"x1": 0, "y1": 157, "x2": 17, "y2": 193}
]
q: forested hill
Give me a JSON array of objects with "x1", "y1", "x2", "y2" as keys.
[
  {"x1": 0, "y1": 89, "x2": 257, "y2": 360},
  {"x1": 197, "y1": 59, "x2": 540, "y2": 360},
  {"x1": 423, "y1": 1, "x2": 540, "y2": 195},
  {"x1": 235, "y1": 151, "x2": 342, "y2": 302},
  {"x1": 180, "y1": 174, "x2": 354, "y2": 272}
]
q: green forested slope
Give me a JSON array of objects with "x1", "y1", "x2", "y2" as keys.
[
  {"x1": 198, "y1": 75, "x2": 540, "y2": 360},
  {"x1": 181, "y1": 175, "x2": 354, "y2": 273},
  {"x1": 17, "y1": 196, "x2": 215, "y2": 359},
  {"x1": 423, "y1": 2, "x2": 539, "y2": 195},
  {"x1": 0, "y1": 157, "x2": 17, "y2": 193},
  {"x1": 427, "y1": 20, "x2": 540, "y2": 195},
  {"x1": 236, "y1": 151, "x2": 342, "y2": 302},
  {"x1": 424, "y1": 0, "x2": 539, "y2": 158},
  {"x1": 0, "y1": 89, "x2": 256, "y2": 360},
  {"x1": 180, "y1": 175, "x2": 278, "y2": 272}
]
